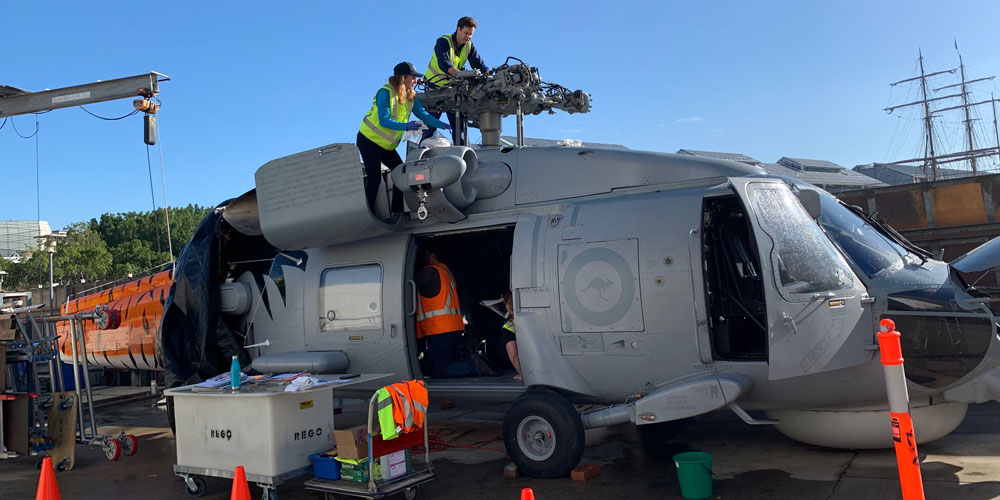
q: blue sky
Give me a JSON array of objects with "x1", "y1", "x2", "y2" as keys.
[{"x1": 3, "y1": 1, "x2": 1000, "y2": 230}]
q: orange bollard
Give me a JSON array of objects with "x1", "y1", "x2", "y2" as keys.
[
  {"x1": 231, "y1": 465, "x2": 252, "y2": 500},
  {"x1": 878, "y1": 318, "x2": 925, "y2": 500},
  {"x1": 521, "y1": 487, "x2": 535, "y2": 500},
  {"x1": 35, "y1": 456, "x2": 61, "y2": 500}
]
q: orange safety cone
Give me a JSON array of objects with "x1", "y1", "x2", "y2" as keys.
[
  {"x1": 231, "y1": 465, "x2": 252, "y2": 500},
  {"x1": 35, "y1": 456, "x2": 61, "y2": 500},
  {"x1": 521, "y1": 488, "x2": 535, "y2": 500}
]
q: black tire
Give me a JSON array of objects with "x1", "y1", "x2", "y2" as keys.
[
  {"x1": 403, "y1": 487, "x2": 417, "y2": 500},
  {"x1": 502, "y1": 389, "x2": 584, "y2": 478},
  {"x1": 184, "y1": 476, "x2": 206, "y2": 498}
]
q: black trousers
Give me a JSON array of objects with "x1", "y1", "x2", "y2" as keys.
[{"x1": 357, "y1": 131, "x2": 404, "y2": 214}]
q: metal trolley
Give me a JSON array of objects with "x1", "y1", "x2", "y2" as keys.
[
  {"x1": 168, "y1": 374, "x2": 386, "y2": 500},
  {"x1": 304, "y1": 391, "x2": 435, "y2": 500}
]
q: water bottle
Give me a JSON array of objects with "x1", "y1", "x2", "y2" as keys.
[{"x1": 230, "y1": 355, "x2": 241, "y2": 390}]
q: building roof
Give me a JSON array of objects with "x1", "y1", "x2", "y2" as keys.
[
  {"x1": 853, "y1": 163, "x2": 973, "y2": 182},
  {"x1": 759, "y1": 162, "x2": 886, "y2": 188},
  {"x1": 777, "y1": 157, "x2": 845, "y2": 173},
  {"x1": 676, "y1": 149, "x2": 760, "y2": 165}
]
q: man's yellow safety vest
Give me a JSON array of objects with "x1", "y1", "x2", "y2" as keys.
[
  {"x1": 359, "y1": 84, "x2": 413, "y2": 150},
  {"x1": 424, "y1": 33, "x2": 472, "y2": 87}
]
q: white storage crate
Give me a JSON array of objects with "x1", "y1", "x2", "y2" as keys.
[{"x1": 170, "y1": 385, "x2": 335, "y2": 478}]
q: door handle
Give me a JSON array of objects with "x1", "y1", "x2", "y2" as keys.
[
  {"x1": 407, "y1": 280, "x2": 417, "y2": 316},
  {"x1": 781, "y1": 313, "x2": 798, "y2": 335}
]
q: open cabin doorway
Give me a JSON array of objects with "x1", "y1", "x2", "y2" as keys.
[{"x1": 406, "y1": 224, "x2": 523, "y2": 388}]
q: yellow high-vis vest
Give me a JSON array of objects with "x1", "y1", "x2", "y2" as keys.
[
  {"x1": 424, "y1": 33, "x2": 472, "y2": 87},
  {"x1": 359, "y1": 84, "x2": 413, "y2": 150}
]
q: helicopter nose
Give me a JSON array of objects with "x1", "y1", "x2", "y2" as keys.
[{"x1": 886, "y1": 283, "x2": 996, "y2": 390}]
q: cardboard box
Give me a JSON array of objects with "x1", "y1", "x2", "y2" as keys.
[
  {"x1": 2, "y1": 396, "x2": 28, "y2": 455},
  {"x1": 332, "y1": 425, "x2": 368, "y2": 460},
  {"x1": 379, "y1": 450, "x2": 411, "y2": 481},
  {"x1": 0, "y1": 314, "x2": 18, "y2": 341}
]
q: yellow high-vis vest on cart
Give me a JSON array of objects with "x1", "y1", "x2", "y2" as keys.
[
  {"x1": 376, "y1": 380, "x2": 428, "y2": 440},
  {"x1": 359, "y1": 84, "x2": 413, "y2": 150}
]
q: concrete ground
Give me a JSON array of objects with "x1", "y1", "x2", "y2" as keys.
[{"x1": 2, "y1": 393, "x2": 999, "y2": 500}]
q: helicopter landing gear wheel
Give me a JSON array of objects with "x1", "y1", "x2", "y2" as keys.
[{"x1": 502, "y1": 389, "x2": 584, "y2": 478}]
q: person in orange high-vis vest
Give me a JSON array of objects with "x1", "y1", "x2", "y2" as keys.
[{"x1": 415, "y1": 246, "x2": 488, "y2": 377}]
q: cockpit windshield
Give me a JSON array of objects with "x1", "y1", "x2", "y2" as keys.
[
  {"x1": 813, "y1": 192, "x2": 907, "y2": 278},
  {"x1": 748, "y1": 183, "x2": 855, "y2": 299}
]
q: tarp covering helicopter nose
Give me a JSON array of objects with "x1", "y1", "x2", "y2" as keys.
[{"x1": 157, "y1": 204, "x2": 276, "y2": 388}]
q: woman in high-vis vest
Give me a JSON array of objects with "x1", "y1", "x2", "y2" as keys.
[
  {"x1": 501, "y1": 290, "x2": 522, "y2": 380},
  {"x1": 357, "y1": 61, "x2": 450, "y2": 219}
]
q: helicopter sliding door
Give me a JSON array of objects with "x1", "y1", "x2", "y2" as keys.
[
  {"x1": 302, "y1": 234, "x2": 411, "y2": 378},
  {"x1": 730, "y1": 179, "x2": 874, "y2": 380}
]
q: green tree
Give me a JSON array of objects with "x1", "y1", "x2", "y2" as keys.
[
  {"x1": 51, "y1": 223, "x2": 113, "y2": 284},
  {"x1": 3, "y1": 204, "x2": 215, "y2": 291}
]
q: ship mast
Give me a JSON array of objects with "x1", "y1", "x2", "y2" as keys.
[{"x1": 884, "y1": 47, "x2": 1000, "y2": 180}]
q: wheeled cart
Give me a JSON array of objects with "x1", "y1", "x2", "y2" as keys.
[
  {"x1": 167, "y1": 374, "x2": 384, "y2": 500},
  {"x1": 303, "y1": 391, "x2": 435, "y2": 500}
]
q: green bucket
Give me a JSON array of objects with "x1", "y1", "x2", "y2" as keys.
[{"x1": 673, "y1": 451, "x2": 713, "y2": 499}]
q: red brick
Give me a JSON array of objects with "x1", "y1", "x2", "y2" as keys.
[
  {"x1": 571, "y1": 463, "x2": 600, "y2": 482},
  {"x1": 503, "y1": 463, "x2": 519, "y2": 479}
]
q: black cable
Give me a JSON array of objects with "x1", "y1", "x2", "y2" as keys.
[
  {"x1": 0, "y1": 117, "x2": 6, "y2": 130},
  {"x1": 78, "y1": 106, "x2": 140, "y2": 121},
  {"x1": 146, "y1": 144, "x2": 164, "y2": 256},
  {"x1": 10, "y1": 116, "x2": 38, "y2": 138}
]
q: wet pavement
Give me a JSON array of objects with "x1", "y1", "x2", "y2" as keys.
[{"x1": 2, "y1": 394, "x2": 999, "y2": 500}]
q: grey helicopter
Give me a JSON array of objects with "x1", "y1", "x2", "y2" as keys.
[{"x1": 159, "y1": 58, "x2": 1000, "y2": 478}]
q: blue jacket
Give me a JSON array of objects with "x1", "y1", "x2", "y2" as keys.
[{"x1": 376, "y1": 88, "x2": 447, "y2": 130}]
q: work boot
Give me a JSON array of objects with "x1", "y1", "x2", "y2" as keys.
[{"x1": 472, "y1": 353, "x2": 500, "y2": 377}]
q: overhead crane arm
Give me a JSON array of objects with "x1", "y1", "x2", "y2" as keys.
[{"x1": 0, "y1": 72, "x2": 168, "y2": 118}]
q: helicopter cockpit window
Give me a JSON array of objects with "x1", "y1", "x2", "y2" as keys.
[
  {"x1": 748, "y1": 184, "x2": 854, "y2": 300},
  {"x1": 319, "y1": 264, "x2": 382, "y2": 332},
  {"x1": 814, "y1": 194, "x2": 906, "y2": 278}
]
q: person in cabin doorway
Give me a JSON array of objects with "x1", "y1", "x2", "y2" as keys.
[
  {"x1": 421, "y1": 16, "x2": 489, "y2": 145},
  {"x1": 357, "y1": 61, "x2": 450, "y2": 220},
  {"x1": 415, "y1": 245, "x2": 497, "y2": 377},
  {"x1": 501, "y1": 290, "x2": 522, "y2": 380}
]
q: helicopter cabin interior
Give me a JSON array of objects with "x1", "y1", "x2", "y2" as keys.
[
  {"x1": 702, "y1": 192, "x2": 768, "y2": 361},
  {"x1": 406, "y1": 225, "x2": 521, "y2": 382}
]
